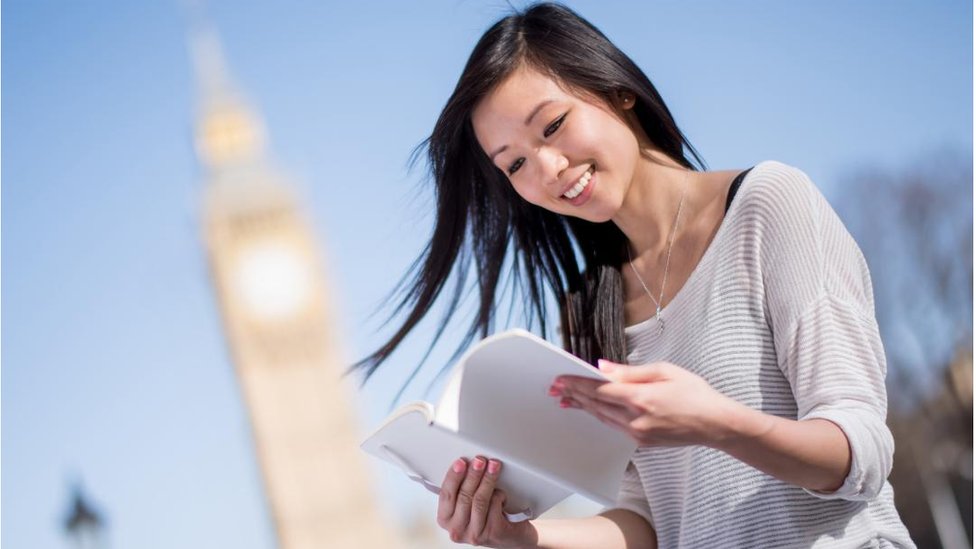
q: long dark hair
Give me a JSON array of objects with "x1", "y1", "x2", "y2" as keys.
[{"x1": 352, "y1": 2, "x2": 704, "y2": 393}]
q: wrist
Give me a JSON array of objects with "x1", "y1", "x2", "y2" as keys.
[
  {"x1": 709, "y1": 399, "x2": 776, "y2": 451},
  {"x1": 510, "y1": 519, "x2": 540, "y2": 549}
]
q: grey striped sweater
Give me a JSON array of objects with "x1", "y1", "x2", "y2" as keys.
[{"x1": 608, "y1": 161, "x2": 915, "y2": 548}]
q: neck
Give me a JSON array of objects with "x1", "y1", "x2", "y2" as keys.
[{"x1": 611, "y1": 150, "x2": 702, "y2": 256}]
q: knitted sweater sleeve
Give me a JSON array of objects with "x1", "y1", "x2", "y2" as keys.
[
  {"x1": 757, "y1": 162, "x2": 893, "y2": 501},
  {"x1": 603, "y1": 460, "x2": 654, "y2": 527}
]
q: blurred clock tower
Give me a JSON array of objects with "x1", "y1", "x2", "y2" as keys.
[{"x1": 188, "y1": 21, "x2": 400, "y2": 549}]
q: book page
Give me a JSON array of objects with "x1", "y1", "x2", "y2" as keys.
[
  {"x1": 448, "y1": 330, "x2": 636, "y2": 505},
  {"x1": 361, "y1": 404, "x2": 573, "y2": 519},
  {"x1": 433, "y1": 357, "x2": 464, "y2": 432}
]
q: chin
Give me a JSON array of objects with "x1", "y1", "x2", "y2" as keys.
[
  {"x1": 562, "y1": 209, "x2": 616, "y2": 225},
  {"x1": 585, "y1": 213, "x2": 617, "y2": 224},
  {"x1": 578, "y1": 200, "x2": 620, "y2": 224}
]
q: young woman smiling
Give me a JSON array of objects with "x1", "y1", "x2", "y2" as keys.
[{"x1": 355, "y1": 3, "x2": 915, "y2": 548}]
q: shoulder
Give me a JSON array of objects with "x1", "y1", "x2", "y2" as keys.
[
  {"x1": 732, "y1": 160, "x2": 838, "y2": 242},
  {"x1": 742, "y1": 161, "x2": 875, "y2": 313},
  {"x1": 737, "y1": 160, "x2": 826, "y2": 214}
]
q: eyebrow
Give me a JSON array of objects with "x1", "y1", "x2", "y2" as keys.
[{"x1": 488, "y1": 99, "x2": 556, "y2": 162}]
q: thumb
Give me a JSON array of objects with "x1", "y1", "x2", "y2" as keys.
[
  {"x1": 491, "y1": 489, "x2": 508, "y2": 517},
  {"x1": 599, "y1": 360, "x2": 670, "y2": 382}
]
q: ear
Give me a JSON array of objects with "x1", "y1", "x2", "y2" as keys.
[{"x1": 616, "y1": 90, "x2": 637, "y2": 110}]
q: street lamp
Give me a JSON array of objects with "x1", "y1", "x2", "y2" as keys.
[{"x1": 63, "y1": 485, "x2": 106, "y2": 549}]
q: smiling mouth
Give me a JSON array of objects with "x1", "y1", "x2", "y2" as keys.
[{"x1": 563, "y1": 165, "x2": 594, "y2": 199}]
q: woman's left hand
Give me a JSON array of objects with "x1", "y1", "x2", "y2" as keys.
[{"x1": 551, "y1": 360, "x2": 744, "y2": 447}]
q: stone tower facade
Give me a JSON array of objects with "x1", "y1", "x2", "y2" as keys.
[{"x1": 189, "y1": 23, "x2": 400, "y2": 549}]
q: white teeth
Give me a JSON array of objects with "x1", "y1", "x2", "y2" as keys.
[{"x1": 563, "y1": 167, "x2": 593, "y2": 199}]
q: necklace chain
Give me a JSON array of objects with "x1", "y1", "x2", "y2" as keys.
[{"x1": 627, "y1": 170, "x2": 690, "y2": 332}]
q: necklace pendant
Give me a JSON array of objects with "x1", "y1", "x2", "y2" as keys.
[{"x1": 655, "y1": 307, "x2": 665, "y2": 334}]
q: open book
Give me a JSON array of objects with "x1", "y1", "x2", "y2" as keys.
[{"x1": 361, "y1": 329, "x2": 637, "y2": 522}]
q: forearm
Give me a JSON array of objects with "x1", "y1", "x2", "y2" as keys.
[
  {"x1": 522, "y1": 509, "x2": 656, "y2": 549},
  {"x1": 712, "y1": 402, "x2": 852, "y2": 493}
]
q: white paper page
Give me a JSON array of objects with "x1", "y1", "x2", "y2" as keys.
[
  {"x1": 453, "y1": 330, "x2": 636, "y2": 505},
  {"x1": 361, "y1": 405, "x2": 572, "y2": 519}
]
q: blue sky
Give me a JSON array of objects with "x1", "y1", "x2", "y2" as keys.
[{"x1": 3, "y1": 1, "x2": 971, "y2": 547}]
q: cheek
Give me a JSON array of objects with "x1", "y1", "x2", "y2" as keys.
[
  {"x1": 510, "y1": 178, "x2": 546, "y2": 207},
  {"x1": 580, "y1": 108, "x2": 638, "y2": 165}
]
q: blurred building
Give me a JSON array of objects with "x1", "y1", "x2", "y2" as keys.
[
  {"x1": 889, "y1": 346, "x2": 973, "y2": 548},
  {"x1": 188, "y1": 22, "x2": 400, "y2": 548}
]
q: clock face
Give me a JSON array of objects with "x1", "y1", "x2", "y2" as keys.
[{"x1": 233, "y1": 240, "x2": 314, "y2": 322}]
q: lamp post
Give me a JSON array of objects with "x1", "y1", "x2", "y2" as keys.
[{"x1": 63, "y1": 486, "x2": 105, "y2": 549}]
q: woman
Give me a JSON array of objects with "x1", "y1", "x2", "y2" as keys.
[{"x1": 354, "y1": 3, "x2": 915, "y2": 548}]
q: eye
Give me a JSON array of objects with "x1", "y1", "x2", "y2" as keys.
[
  {"x1": 507, "y1": 157, "x2": 524, "y2": 175},
  {"x1": 544, "y1": 113, "x2": 567, "y2": 138},
  {"x1": 504, "y1": 112, "x2": 566, "y2": 176}
]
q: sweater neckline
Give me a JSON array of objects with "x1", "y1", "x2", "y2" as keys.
[{"x1": 624, "y1": 165, "x2": 757, "y2": 335}]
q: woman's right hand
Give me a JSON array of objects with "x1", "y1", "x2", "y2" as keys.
[{"x1": 436, "y1": 456, "x2": 536, "y2": 547}]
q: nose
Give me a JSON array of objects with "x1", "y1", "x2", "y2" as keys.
[{"x1": 538, "y1": 147, "x2": 569, "y2": 189}]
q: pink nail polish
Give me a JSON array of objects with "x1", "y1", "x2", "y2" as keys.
[
  {"x1": 453, "y1": 459, "x2": 466, "y2": 473},
  {"x1": 473, "y1": 457, "x2": 486, "y2": 471},
  {"x1": 488, "y1": 460, "x2": 500, "y2": 474}
]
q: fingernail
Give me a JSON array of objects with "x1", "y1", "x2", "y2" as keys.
[
  {"x1": 488, "y1": 460, "x2": 501, "y2": 474},
  {"x1": 553, "y1": 379, "x2": 565, "y2": 389},
  {"x1": 548, "y1": 386, "x2": 562, "y2": 396},
  {"x1": 559, "y1": 398, "x2": 571, "y2": 408},
  {"x1": 453, "y1": 459, "x2": 466, "y2": 473},
  {"x1": 598, "y1": 359, "x2": 615, "y2": 371},
  {"x1": 473, "y1": 457, "x2": 486, "y2": 471}
]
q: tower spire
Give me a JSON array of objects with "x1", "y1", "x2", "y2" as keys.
[{"x1": 186, "y1": 4, "x2": 267, "y2": 172}]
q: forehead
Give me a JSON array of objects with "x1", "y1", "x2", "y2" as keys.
[
  {"x1": 471, "y1": 67, "x2": 574, "y2": 148},
  {"x1": 474, "y1": 67, "x2": 567, "y2": 121}
]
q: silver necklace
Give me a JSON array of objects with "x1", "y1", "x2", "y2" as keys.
[{"x1": 627, "y1": 171, "x2": 690, "y2": 334}]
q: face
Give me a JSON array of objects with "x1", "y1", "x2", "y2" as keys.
[{"x1": 471, "y1": 65, "x2": 643, "y2": 222}]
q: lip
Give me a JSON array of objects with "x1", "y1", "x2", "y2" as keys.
[
  {"x1": 559, "y1": 164, "x2": 596, "y2": 200},
  {"x1": 561, "y1": 166, "x2": 596, "y2": 206}
]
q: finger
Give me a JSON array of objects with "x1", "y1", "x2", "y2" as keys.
[
  {"x1": 481, "y1": 489, "x2": 508, "y2": 540},
  {"x1": 595, "y1": 383, "x2": 655, "y2": 414},
  {"x1": 559, "y1": 396, "x2": 582, "y2": 409},
  {"x1": 589, "y1": 404, "x2": 632, "y2": 431},
  {"x1": 437, "y1": 458, "x2": 467, "y2": 527},
  {"x1": 450, "y1": 455, "x2": 488, "y2": 533},
  {"x1": 568, "y1": 391, "x2": 634, "y2": 430},
  {"x1": 554, "y1": 377, "x2": 607, "y2": 403},
  {"x1": 577, "y1": 397, "x2": 640, "y2": 427},
  {"x1": 568, "y1": 379, "x2": 643, "y2": 410},
  {"x1": 591, "y1": 399, "x2": 640, "y2": 426},
  {"x1": 467, "y1": 459, "x2": 502, "y2": 540},
  {"x1": 555, "y1": 375, "x2": 604, "y2": 391},
  {"x1": 558, "y1": 376, "x2": 644, "y2": 414}
]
